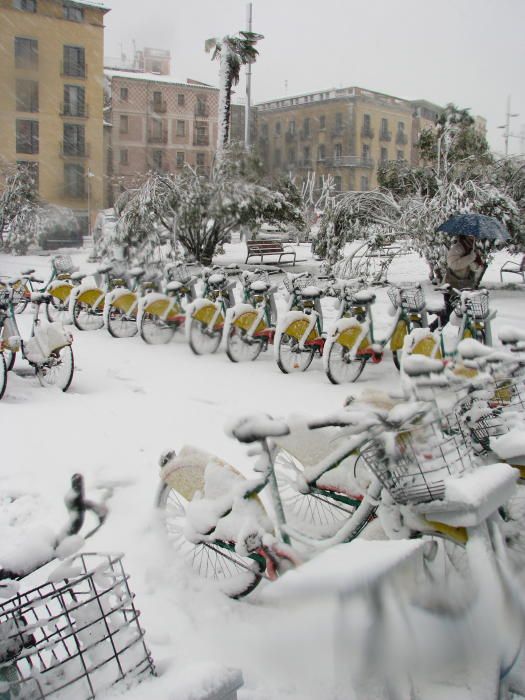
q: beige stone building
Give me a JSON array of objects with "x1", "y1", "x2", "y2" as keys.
[
  {"x1": 254, "y1": 87, "x2": 442, "y2": 192},
  {"x1": 104, "y1": 52, "x2": 220, "y2": 206},
  {"x1": 0, "y1": 0, "x2": 108, "y2": 234}
]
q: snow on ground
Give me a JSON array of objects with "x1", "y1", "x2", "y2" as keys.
[{"x1": 1, "y1": 241, "x2": 525, "y2": 699}]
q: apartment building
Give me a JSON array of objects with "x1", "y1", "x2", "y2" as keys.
[
  {"x1": 254, "y1": 87, "x2": 442, "y2": 192},
  {"x1": 104, "y1": 62, "x2": 219, "y2": 205},
  {"x1": 0, "y1": 0, "x2": 108, "y2": 233}
]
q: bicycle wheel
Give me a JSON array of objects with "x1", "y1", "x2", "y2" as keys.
[
  {"x1": 226, "y1": 326, "x2": 264, "y2": 363},
  {"x1": 276, "y1": 333, "x2": 315, "y2": 374},
  {"x1": 35, "y1": 345, "x2": 74, "y2": 392},
  {"x1": 47, "y1": 296, "x2": 71, "y2": 324},
  {"x1": 156, "y1": 482, "x2": 264, "y2": 598},
  {"x1": 392, "y1": 321, "x2": 422, "y2": 370},
  {"x1": 140, "y1": 312, "x2": 178, "y2": 345},
  {"x1": 107, "y1": 304, "x2": 138, "y2": 338},
  {"x1": 325, "y1": 342, "x2": 367, "y2": 384},
  {"x1": 0, "y1": 353, "x2": 7, "y2": 400},
  {"x1": 188, "y1": 318, "x2": 222, "y2": 355},
  {"x1": 72, "y1": 300, "x2": 104, "y2": 331},
  {"x1": 274, "y1": 448, "x2": 360, "y2": 539},
  {"x1": 3, "y1": 348, "x2": 16, "y2": 372},
  {"x1": 14, "y1": 280, "x2": 31, "y2": 314}
]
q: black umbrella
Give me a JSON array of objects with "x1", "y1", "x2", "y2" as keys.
[{"x1": 437, "y1": 213, "x2": 510, "y2": 241}]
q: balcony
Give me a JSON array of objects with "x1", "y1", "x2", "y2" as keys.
[
  {"x1": 60, "y1": 103, "x2": 89, "y2": 118},
  {"x1": 327, "y1": 156, "x2": 374, "y2": 168},
  {"x1": 152, "y1": 100, "x2": 167, "y2": 114},
  {"x1": 193, "y1": 134, "x2": 209, "y2": 146},
  {"x1": 147, "y1": 132, "x2": 168, "y2": 144},
  {"x1": 361, "y1": 126, "x2": 374, "y2": 139},
  {"x1": 379, "y1": 130, "x2": 392, "y2": 142},
  {"x1": 60, "y1": 142, "x2": 90, "y2": 158},
  {"x1": 396, "y1": 131, "x2": 408, "y2": 145},
  {"x1": 194, "y1": 104, "x2": 209, "y2": 118},
  {"x1": 61, "y1": 62, "x2": 87, "y2": 78}
]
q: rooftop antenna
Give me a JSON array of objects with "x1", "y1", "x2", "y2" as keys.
[
  {"x1": 284, "y1": 80, "x2": 288, "y2": 95},
  {"x1": 498, "y1": 95, "x2": 519, "y2": 156}
]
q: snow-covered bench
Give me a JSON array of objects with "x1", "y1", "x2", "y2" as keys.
[
  {"x1": 500, "y1": 255, "x2": 525, "y2": 283},
  {"x1": 245, "y1": 239, "x2": 296, "y2": 265}
]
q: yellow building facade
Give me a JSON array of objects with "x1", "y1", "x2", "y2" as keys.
[{"x1": 0, "y1": 0, "x2": 108, "y2": 234}]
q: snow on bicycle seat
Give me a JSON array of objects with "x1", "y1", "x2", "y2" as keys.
[
  {"x1": 300, "y1": 285, "x2": 323, "y2": 299},
  {"x1": 456, "y1": 338, "x2": 495, "y2": 359},
  {"x1": 250, "y1": 280, "x2": 271, "y2": 293},
  {"x1": 70, "y1": 271, "x2": 86, "y2": 281},
  {"x1": 166, "y1": 280, "x2": 185, "y2": 292},
  {"x1": 402, "y1": 355, "x2": 445, "y2": 377},
  {"x1": 129, "y1": 267, "x2": 145, "y2": 278},
  {"x1": 354, "y1": 290, "x2": 376, "y2": 303},
  {"x1": 30, "y1": 291, "x2": 52, "y2": 303},
  {"x1": 209, "y1": 273, "x2": 226, "y2": 286},
  {"x1": 96, "y1": 264, "x2": 113, "y2": 274},
  {"x1": 425, "y1": 300, "x2": 444, "y2": 314},
  {"x1": 228, "y1": 414, "x2": 290, "y2": 443},
  {"x1": 499, "y1": 326, "x2": 525, "y2": 345}
]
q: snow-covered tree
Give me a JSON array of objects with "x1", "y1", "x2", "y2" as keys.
[
  {"x1": 205, "y1": 31, "x2": 263, "y2": 153},
  {"x1": 0, "y1": 163, "x2": 41, "y2": 254}
]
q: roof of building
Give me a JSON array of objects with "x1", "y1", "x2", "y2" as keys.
[
  {"x1": 65, "y1": 0, "x2": 110, "y2": 11},
  {"x1": 104, "y1": 69, "x2": 218, "y2": 91}
]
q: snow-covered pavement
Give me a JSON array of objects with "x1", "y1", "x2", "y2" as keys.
[{"x1": 1, "y1": 243, "x2": 525, "y2": 699}]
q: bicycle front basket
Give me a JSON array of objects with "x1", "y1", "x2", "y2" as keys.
[
  {"x1": 167, "y1": 263, "x2": 191, "y2": 284},
  {"x1": 283, "y1": 274, "x2": 315, "y2": 294},
  {"x1": 52, "y1": 256, "x2": 76, "y2": 276},
  {"x1": 0, "y1": 552, "x2": 155, "y2": 699},
  {"x1": 464, "y1": 292, "x2": 489, "y2": 320}
]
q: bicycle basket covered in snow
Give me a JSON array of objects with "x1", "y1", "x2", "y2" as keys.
[
  {"x1": 167, "y1": 263, "x2": 191, "y2": 285},
  {"x1": 282, "y1": 274, "x2": 316, "y2": 294},
  {"x1": 0, "y1": 552, "x2": 155, "y2": 699},
  {"x1": 387, "y1": 286, "x2": 425, "y2": 312},
  {"x1": 52, "y1": 256, "x2": 76, "y2": 276},
  {"x1": 361, "y1": 411, "x2": 476, "y2": 505}
]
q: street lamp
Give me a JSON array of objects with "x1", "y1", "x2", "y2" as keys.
[{"x1": 498, "y1": 96, "x2": 519, "y2": 156}]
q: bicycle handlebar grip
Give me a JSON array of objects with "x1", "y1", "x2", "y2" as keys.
[{"x1": 64, "y1": 473, "x2": 87, "y2": 536}]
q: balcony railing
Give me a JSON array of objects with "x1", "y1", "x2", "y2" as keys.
[
  {"x1": 361, "y1": 126, "x2": 374, "y2": 138},
  {"x1": 379, "y1": 130, "x2": 392, "y2": 142},
  {"x1": 193, "y1": 135, "x2": 209, "y2": 146},
  {"x1": 396, "y1": 131, "x2": 408, "y2": 145},
  {"x1": 152, "y1": 100, "x2": 167, "y2": 113},
  {"x1": 60, "y1": 142, "x2": 90, "y2": 157},
  {"x1": 194, "y1": 104, "x2": 209, "y2": 118},
  {"x1": 60, "y1": 103, "x2": 89, "y2": 118},
  {"x1": 61, "y1": 62, "x2": 87, "y2": 78},
  {"x1": 147, "y1": 132, "x2": 168, "y2": 144},
  {"x1": 327, "y1": 156, "x2": 374, "y2": 168}
]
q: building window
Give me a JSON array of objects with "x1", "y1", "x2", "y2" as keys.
[
  {"x1": 318, "y1": 143, "x2": 326, "y2": 161},
  {"x1": 380, "y1": 147, "x2": 388, "y2": 164},
  {"x1": 151, "y1": 61, "x2": 161, "y2": 73},
  {"x1": 152, "y1": 150, "x2": 163, "y2": 171},
  {"x1": 16, "y1": 161, "x2": 39, "y2": 191},
  {"x1": 194, "y1": 121, "x2": 208, "y2": 146},
  {"x1": 120, "y1": 149, "x2": 128, "y2": 165},
  {"x1": 380, "y1": 118, "x2": 390, "y2": 139},
  {"x1": 176, "y1": 120, "x2": 185, "y2": 137},
  {"x1": 63, "y1": 85, "x2": 85, "y2": 116},
  {"x1": 176, "y1": 151, "x2": 185, "y2": 167},
  {"x1": 362, "y1": 114, "x2": 373, "y2": 137},
  {"x1": 177, "y1": 94, "x2": 185, "y2": 106},
  {"x1": 360, "y1": 176, "x2": 369, "y2": 191},
  {"x1": 63, "y1": 4, "x2": 83, "y2": 21},
  {"x1": 63, "y1": 123, "x2": 85, "y2": 156},
  {"x1": 120, "y1": 87, "x2": 128, "y2": 102},
  {"x1": 274, "y1": 149, "x2": 281, "y2": 166},
  {"x1": 319, "y1": 115, "x2": 326, "y2": 130},
  {"x1": 288, "y1": 149, "x2": 296, "y2": 164},
  {"x1": 335, "y1": 113, "x2": 343, "y2": 130},
  {"x1": 303, "y1": 146, "x2": 310, "y2": 164},
  {"x1": 196, "y1": 152, "x2": 206, "y2": 167},
  {"x1": 334, "y1": 176, "x2": 342, "y2": 192},
  {"x1": 302, "y1": 118, "x2": 310, "y2": 137},
  {"x1": 16, "y1": 119, "x2": 39, "y2": 154},
  {"x1": 275, "y1": 121, "x2": 281, "y2": 136},
  {"x1": 119, "y1": 115, "x2": 128, "y2": 134},
  {"x1": 397, "y1": 150, "x2": 405, "y2": 161},
  {"x1": 63, "y1": 45, "x2": 86, "y2": 78},
  {"x1": 334, "y1": 143, "x2": 342, "y2": 159},
  {"x1": 261, "y1": 122, "x2": 268, "y2": 137},
  {"x1": 16, "y1": 80, "x2": 38, "y2": 112},
  {"x1": 362, "y1": 143, "x2": 370, "y2": 161},
  {"x1": 64, "y1": 163, "x2": 85, "y2": 198},
  {"x1": 13, "y1": 0, "x2": 36, "y2": 11},
  {"x1": 397, "y1": 121, "x2": 405, "y2": 133},
  {"x1": 288, "y1": 120, "x2": 295, "y2": 135},
  {"x1": 15, "y1": 37, "x2": 38, "y2": 69},
  {"x1": 195, "y1": 97, "x2": 208, "y2": 117}
]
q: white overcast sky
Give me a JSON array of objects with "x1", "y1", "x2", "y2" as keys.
[{"x1": 104, "y1": 0, "x2": 525, "y2": 155}]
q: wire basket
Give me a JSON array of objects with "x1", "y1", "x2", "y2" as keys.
[
  {"x1": 0, "y1": 553, "x2": 155, "y2": 699},
  {"x1": 387, "y1": 286, "x2": 425, "y2": 312},
  {"x1": 282, "y1": 274, "x2": 316, "y2": 294},
  {"x1": 52, "y1": 256, "x2": 76, "y2": 276},
  {"x1": 166, "y1": 264, "x2": 191, "y2": 285},
  {"x1": 361, "y1": 412, "x2": 476, "y2": 505},
  {"x1": 463, "y1": 292, "x2": 489, "y2": 320},
  {"x1": 488, "y1": 376, "x2": 525, "y2": 412}
]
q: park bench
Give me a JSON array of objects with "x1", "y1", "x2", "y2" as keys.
[
  {"x1": 500, "y1": 255, "x2": 525, "y2": 283},
  {"x1": 245, "y1": 239, "x2": 296, "y2": 265}
]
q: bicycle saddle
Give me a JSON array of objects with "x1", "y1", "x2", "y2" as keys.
[
  {"x1": 166, "y1": 280, "x2": 185, "y2": 292},
  {"x1": 70, "y1": 271, "x2": 86, "y2": 282},
  {"x1": 208, "y1": 273, "x2": 226, "y2": 286},
  {"x1": 354, "y1": 291, "x2": 376, "y2": 303},
  {"x1": 21, "y1": 268, "x2": 35, "y2": 275},
  {"x1": 250, "y1": 280, "x2": 271, "y2": 293},
  {"x1": 129, "y1": 267, "x2": 145, "y2": 278},
  {"x1": 426, "y1": 300, "x2": 444, "y2": 314},
  {"x1": 96, "y1": 264, "x2": 113, "y2": 274},
  {"x1": 230, "y1": 414, "x2": 290, "y2": 443},
  {"x1": 300, "y1": 285, "x2": 323, "y2": 299}
]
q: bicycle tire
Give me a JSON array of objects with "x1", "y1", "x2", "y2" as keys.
[
  {"x1": 72, "y1": 299, "x2": 104, "y2": 331},
  {"x1": 35, "y1": 344, "x2": 74, "y2": 392},
  {"x1": 0, "y1": 353, "x2": 7, "y2": 400},
  {"x1": 226, "y1": 326, "x2": 264, "y2": 363},
  {"x1": 392, "y1": 320, "x2": 423, "y2": 370},
  {"x1": 325, "y1": 342, "x2": 367, "y2": 384},
  {"x1": 276, "y1": 333, "x2": 315, "y2": 374},
  {"x1": 156, "y1": 481, "x2": 264, "y2": 598},
  {"x1": 3, "y1": 348, "x2": 16, "y2": 372},
  {"x1": 274, "y1": 448, "x2": 361, "y2": 539},
  {"x1": 188, "y1": 317, "x2": 222, "y2": 355},
  {"x1": 107, "y1": 303, "x2": 138, "y2": 338},
  {"x1": 14, "y1": 280, "x2": 32, "y2": 314},
  {"x1": 140, "y1": 312, "x2": 178, "y2": 345},
  {"x1": 46, "y1": 295, "x2": 71, "y2": 324}
]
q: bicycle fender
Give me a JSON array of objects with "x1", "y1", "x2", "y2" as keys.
[
  {"x1": 409, "y1": 334, "x2": 442, "y2": 359},
  {"x1": 76, "y1": 287, "x2": 105, "y2": 308},
  {"x1": 108, "y1": 291, "x2": 138, "y2": 313},
  {"x1": 233, "y1": 311, "x2": 266, "y2": 334},
  {"x1": 47, "y1": 280, "x2": 73, "y2": 301},
  {"x1": 336, "y1": 325, "x2": 369, "y2": 351},
  {"x1": 144, "y1": 296, "x2": 181, "y2": 319},
  {"x1": 284, "y1": 318, "x2": 318, "y2": 342},
  {"x1": 390, "y1": 319, "x2": 408, "y2": 351},
  {"x1": 192, "y1": 302, "x2": 220, "y2": 325}
]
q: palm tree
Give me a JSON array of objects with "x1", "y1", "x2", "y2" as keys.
[{"x1": 205, "y1": 31, "x2": 263, "y2": 155}]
